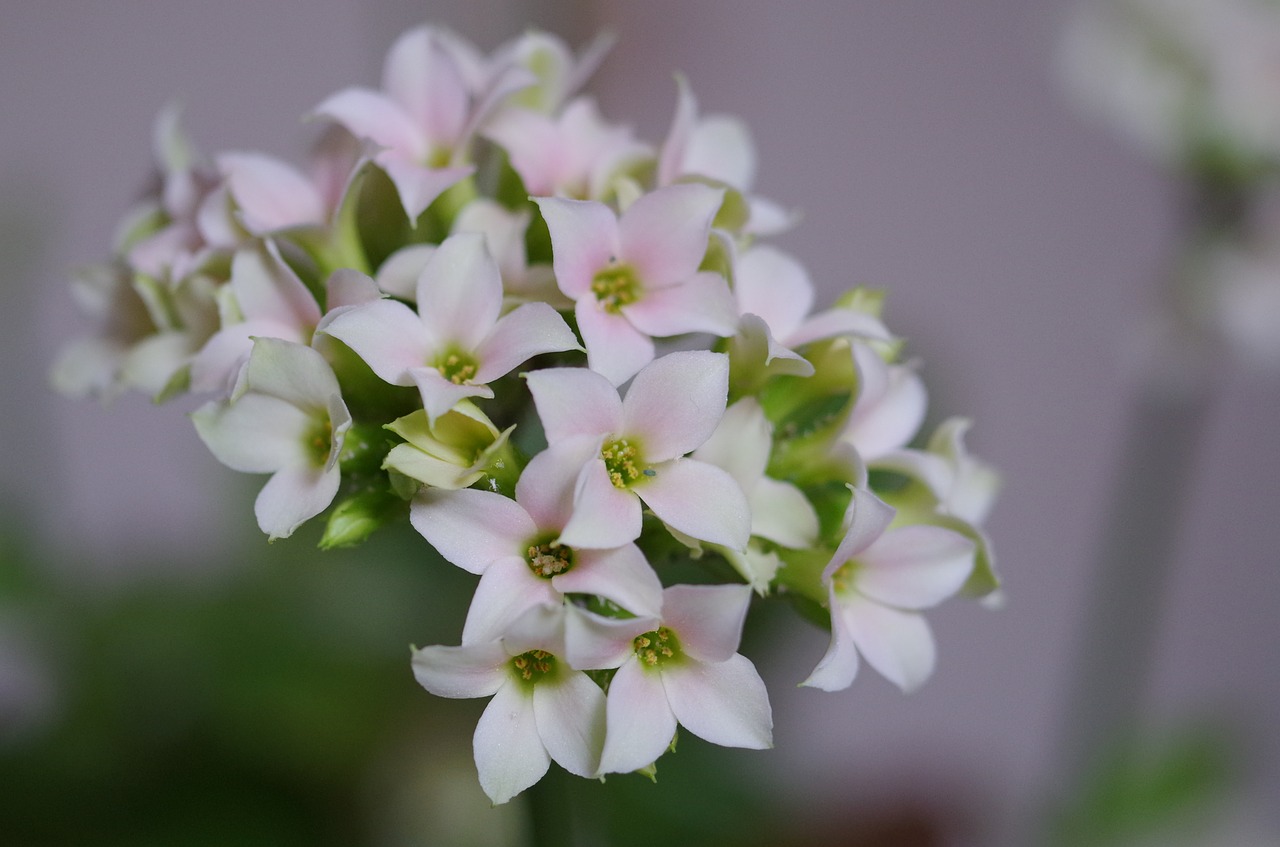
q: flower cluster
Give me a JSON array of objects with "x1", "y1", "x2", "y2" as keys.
[{"x1": 55, "y1": 25, "x2": 1000, "y2": 803}]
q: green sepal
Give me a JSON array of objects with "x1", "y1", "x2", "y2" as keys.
[
  {"x1": 772, "y1": 546, "x2": 832, "y2": 610},
  {"x1": 319, "y1": 488, "x2": 405, "y2": 549},
  {"x1": 152, "y1": 363, "x2": 191, "y2": 404}
]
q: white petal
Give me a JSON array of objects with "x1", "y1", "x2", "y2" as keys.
[
  {"x1": 786, "y1": 307, "x2": 892, "y2": 348},
  {"x1": 218, "y1": 152, "x2": 325, "y2": 234},
  {"x1": 733, "y1": 245, "x2": 813, "y2": 340},
  {"x1": 374, "y1": 244, "x2": 436, "y2": 301},
  {"x1": 535, "y1": 197, "x2": 618, "y2": 299},
  {"x1": 598, "y1": 659, "x2": 676, "y2": 775},
  {"x1": 474, "y1": 682, "x2": 549, "y2": 805},
  {"x1": 243, "y1": 337, "x2": 340, "y2": 412},
  {"x1": 841, "y1": 593, "x2": 936, "y2": 693},
  {"x1": 324, "y1": 268, "x2": 382, "y2": 312},
  {"x1": 621, "y1": 350, "x2": 729, "y2": 461},
  {"x1": 378, "y1": 154, "x2": 473, "y2": 221},
  {"x1": 411, "y1": 366, "x2": 491, "y2": 424},
  {"x1": 416, "y1": 232, "x2": 502, "y2": 351},
  {"x1": 514, "y1": 436, "x2": 600, "y2": 533},
  {"x1": 854, "y1": 525, "x2": 975, "y2": 610},
  {"x1": 663, "y1": 655, "x2": 772, "y2": 750},
  {"x1": 618, "y1": 183, "x2": 722, "y2": 288},
  {"x1": 231, "y1": 245, "x2": 321, "y2": 330},
  {"x1": 322, "y1": 299, "x2": 429, "y2": 385},
  {"x1": 636, "y1": 459, "x2": 750, "y2": 551},
  {"x1": 533, "y1": 672, "x2": 606, "y2": 778},
  {"x1": 191, "y1": 394, "x2": 310, "y2": 473},
  {"x1": 313, "y1": 87, "x2": 426, "y2": 158},
  {"x1": 255, "y1": 462, "x2": 339, "y2": 540},
  {"x1": 824, "y1": 487, "x2": 896, "y2": 581},
  {"x1": 473, "y1": 302, "x2": 580, "y2": 383},
  {"x1": 685, "y1": 114, "x2": 757, "y2": 189},
  {"x1": 382, "y1": 26, "x2": 469, "y2": 146},
  {"x1": 526, "y1": 366, "x2": 621, "y2": 445},
  {"x1": 558, "y1": 459, "x2": 642, "y2": 549},
  {"x1": 554, "y1": 545, "x2": 663, "y2": 619},
  {"x1": 463, "y1": 557, "x2": 560, "y2": 645},
  {"x1": 410, "y1": 488, "x2": 536, "y2": 574},
  {"x1": 575, "y1": 298, "x2": 654, "y2": 386},
  {"x1": 660, "y1": 583, "x2": 751, "y2": 664},
  {"x1": 621, "y1": 271, "x2": 738, "y2": 338},
  {"x1": 657, "y1": 75, "x2": 697, "y2": 187},
  {"x1": 846, "y1": 344, "x2": 927, "y2": 460},
  {"x1": 561, "y1": 606, "x2": 657, "y2": 670},
  {"x1": 749, "y1": 477, "x2": 820, "y2": 549},
  {"x1": 411, "y1": 641, "x2": 508, "y2": 698},
  {"x1": 692, "y1": 396, "x2": 770, "y2": 491},
  {"x1": 800, "y1": 593, "x2": 860, "y2": 692}
]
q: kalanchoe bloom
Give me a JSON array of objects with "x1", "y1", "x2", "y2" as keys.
[
  {"x1": 215, "y1": 151, "x2": 329, "y2": 238},
  {"x1": 597, "y1": 583, "x2": 773, "y2": 775},
  {"x1": 191, "y1": 338, "x2": 352, "y2": 540},
  {"x1": 803, "y1": 487, "x2": 975, "y2": 693},
  {"x1": 488, "y1": 29, "x2": 615, "y2": 114},
  {"x1": 451, "y1": 200, "x2": 566, "y2": 308},
  {"x1": 322, "y1": 231, "x2": 580, "y2": 423},
  {"x1": 535, "y1": 183, "x2": 738, "y2": 386},
  {"x1": 411, "y1": 604, "x2": 616, "y2": 805},
  {"x1": 840, "y1": 339, "x2": 928, "y2": 463},
  {"x1": 410, "y1": 441, "x2": 665, "y2": 643},
  {"x1": 526, "y1": 350, "x2": 751, "y2": 551},
  {"x1": 382, "y1": 401, "x2": 515, "y2": 491}
]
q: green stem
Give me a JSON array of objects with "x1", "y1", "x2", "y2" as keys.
[{"x1": 525, "y1": 766, "x2": 574, "y2": 847}]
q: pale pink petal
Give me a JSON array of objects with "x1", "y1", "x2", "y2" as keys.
[
  {"x1": 514, "y1": 437, "x2": 597, "y2": 532},
  {"x1": 685, "y1": 114, "x2": 757, "y2": 189},
  {"x1": 242, "y1": 337, "x2": 340, "y2": 413},
  {"x1": 800, "y1": 596, "x2": 861, "y2": 691},
  {"x1": 561, "y1": 606, "x2": 657, "y2": 670},
  {"x1": 474, "y1": 682, "x2": 549, "y2": 805},
  {"x1": 660, "y1": 583, "x2": 751, "y2": 663},
  {"x1": 663, "y1": 654, "x2": 772, "y2": 749},
  {"x1": 525, "y1": 366, "x2": 622, "y2": 445},
  {"x1": 218, "y1": 152, "x2": 325, "y2": 234},
  {"x1": 786, "y1": 307, "x2": 892, "y2": 348},
  {"x1": 554, "y1": 545, "x2": 663, "y2": 619},
  {"x1": 189, "y1": 322, "x2": 282, "y2": 396},
  {"x1": 533, "y1": 672, "x2": 606, "y2": 778},
  {"x1": 374, "y1": 244, "x2": 436, "y2": 301},
  {"x1": 382, "y1": 26, "x2": 469, "y2": 146},
  {"x1": 409, "y1": 487, "x2": 536, "y2": 574},
  {"x1": 657, "y1": 75, "x2": 697, "y2": 187},
  {"x1": 691, "y1": 396, "x2": 770, "y2": 491},
  {"x1": 635, "y1": 459, "x2": 750, "y2": 551},
  {"x1": 558, "y1": 459, "x2": 642, "y2": 549},
  {"x1": 322, "y1": 299, "x2": 430, "y2": 385},
  {"x1": 749, "y1": 477, "x2": 820, "y2": 549},
  {"x1": 598, "y1": 659, "x2": 677, "y2": 775},
  {"x1": 576, "y1": 298, "x2": 654, "y2": 386},
  {"x1": 255, "y1": 462, "x2": 340, "y2": 540},
  {"x1": 621, "y1": 271, "x2": 738, "y2": 337},
  {"x1": 621, "y1": 350, "x2": 729, "y2": 461},
  {"x1": 618, "y1": 183, "x2": 722, "y2": 288},
  {"x1": 463, "y1": 557, "x2": 560, "y2": 645},
  {"x1": 734, "y1": 246, "x2": 813, "y2": 339},
  {"x1": 411, "y1": 641, "x2": 508, "y2": 698},
  {"x1": 323, "y1": 268, "x2": 382, "y2": 312},
  {"x1": 191, "y1": 394, "x2": 310, "y2": 472},
  {"x1": 872, "y1": 448, "x2": 952, "y2": 500},
  {"x1": 824, "y1": 487, "x2": 897, "y2": 581},
  {"x1": 841, "y1": 593, "x2": 936, "y2": 693},
  {"x1": 854, "y1": 525, "x2": 975, "y2": 610},
  {"x1": 415, "y1": 232, "x2": 502, "y2": 351},
  {"x1": 483, "y1": 108, "x2": 562, "y2": 194},
  {"x1": 473, "y1": 302, "x2": 580, "y2": 383},
  {"x1": 232, "y1": 245, "x2": 322, "y2": 330},
  {"x1": 377, "y1": 154, "x2": 473, "y2": 221},
  {"x1": 846, "y1": 342, "x2": 928, "y2": 460},
  {"x1": 534, "y1": 197, "x2": 619, "y2": 298},
  {"x1": 313, "y1": 87, "x2": 426, "y2": 159}
]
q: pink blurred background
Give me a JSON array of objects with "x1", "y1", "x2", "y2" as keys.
[{"x1": 3, "y1": 1, "x2": 1278, "y2": 843}]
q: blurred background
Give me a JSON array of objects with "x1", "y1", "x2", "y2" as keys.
[{"x1": 2, "y1": 1, "x2": 1278, "y2": 844}]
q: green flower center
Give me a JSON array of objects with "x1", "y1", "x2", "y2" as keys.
[
  {"x1": 633, "y1": 627, "x2": 681, "y2": 668},
  {"x1": 436, "y1": 351, "x2": 478, "y2": 385},
  {"x1": 510, "y1": 649, "x2": 557, "y2": 687},
  {"x1": 590, "y1": 263, "x2": 640, "y2": 313},
  {"x1": 829, "y1": 560, "x2": 858, "y2": 596},
  {"x1": 601, "y1": 438, "x2": 646, "y2": 489},
  {"x1": 526, "y1": 542, "x2": 573, "y2": 578},
  {"x1": 305, "y1": 419, "x2": 333, "y2": 467}
]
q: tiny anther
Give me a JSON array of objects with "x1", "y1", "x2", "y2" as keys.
[{"x1": 526, "y1": 542, "x2": 573, "y2": 578}]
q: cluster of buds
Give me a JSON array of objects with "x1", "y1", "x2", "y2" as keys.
[{"x1": 55, "y1": 25, "x2": 1000, "y2": 804}]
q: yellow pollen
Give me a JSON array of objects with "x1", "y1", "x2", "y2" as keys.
[
  {"x1": 437, "y1": 353, "x2": 477, "y2": 385},
  {"x1": 633, "y1": 627, "x2": 678, "y2": 667},
  {"x1": 526, "y1": 543, "x2": 572, "y2": 578},
  {"x1": 590, "y1": 262, "x2": 640, "y2": 313},
  {"x1": 601, "y1": 439, "x2": 644, "y2": 489}
]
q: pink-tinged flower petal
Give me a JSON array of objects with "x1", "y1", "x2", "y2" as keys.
[
  {"x1": 786, "y1": 307, "x2": 892, "y2": 348},
  {"x1": 410, "y1": 488, "x2": 536, "y2": 574},
  {"x1": 191, "y1": 393, "x2": 311, "y2": 472},
  {"x1": 635, "y1": 459, "x2": 750, "y2": 551},
  {"x1": 375, "y1": 244, "x2": 436, "y2": 301},
  {"x1": 463, "y1": 557, "x2": 560, "y2": 645},
  {"x1": 663, "y1": 654, "x2": 772, "y2": 749},
  {"x1": 692, "y1": 396, "x2": 770, "y2": 491},
  {"x1": 415, "y1": 232, "x2": 502, "y2": 351},
  {"x1": 598, "y1": 659, "x2": 677, "y2": 775},
  {"x1": 685, "y1": 114, "x2": 757, "y2": 189},
  {"x1": 533, "y1": 672, "x2": 606, "y2": 778},
  {"x1": 255, "y1": 462, "x2": 340, "y2": 540},
  {"x1": 745, "y1": 195, "x2": 797, "y2": 236},
  {"x1": 854, "y1": 526, "x2": 975, "y2": 610},
  {"x1": 555, "y1": 545, "x2": 663, "y2": 619},
  {"x1": 561, "y1": 606, "x2": 657, "y2": 670},
  {"x1": 558, "y1": 459, "x2": 642, "y2": 549},
  {"x1": 377, "y1": 155, "x2": 473, "y2": 222},
  {"x1": 734, "y1": 246, "x2": 813, "y2": 339},
  {"x1": 657, "y1": 75, "x2": 697, "y2": 187},
  {"x1": 483, "y1": 108, "x2": 562, "y2": 194},
  {"x1": 825, "y1": 487, "x2": 897, "y2": 581},
  {"x1": 840, "y1": 593, "x2": 936, "y2": 693},
  {"x1": 801, "y1": 598, "x2": 861, "y2": 692},
  {"x1": 621, "y1": 350, "x2": 729, "y2": 461},
  {"x1": 411, "y1": 641, "x2": 508, "y2": 699},
  {"x1": 382, "y1": 26, "x2": 469, "y2": 147},
  {"x1": 313, "y1": 88, "x2": 426, "y2": 159},
  {"x1": 661, "y1": 584, "x2": 751, "y2": 663},
  {"x1": 535, "y1": 197, "x2": 619, "y2": 298},
  {"x1": 621, "y1": 271, "x2": 738, "y2": 338},
  {"x1": 242, "y1": 337, "x2": 340, "y2": 413},
  {"x1": 474, "y1": 682, "x2": 549, "y2": 805},
  {"x1": 526, "y1": 366, "x2": 622, "y2": 445},
  {"x1": 618, "y1": 183, "x2": 722, "y2": 288},
  {"x1": 846, "y1": 342, "x2": 927, "y2": 460},
  {"x1": 324, "y1": 268, "x2": 382, "y2": 312},
  {"x1": 218, "y1": 152, "x2": 326, "y2": 235},
  {"x1": 233, "y1": 245, "x2": 323, "y2": 331},
  {"x1": 411, "y1": 368, "x2": 492, "y2": 424},
  {"x1": 322, "y1": 299, "x2": 430, "y2": 385},
  {"x1": 576, "y1": 299, "x2": 654, "y2": 386},
  {"x1": 515, "y1": 436, "x2": 600, "y2": 532},
  {"x1": 473, "y1": 302, "x2": 581, "y2": 383},
  {"x1": 499, "y1": 603, "x2": 569, "y2": 659},
  {"x1": 189, "y1": 322, "x2": 279, "y2": 396},
  {"x1": 749, "y1": 477, "x2": 820, "y2": 549}
]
